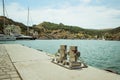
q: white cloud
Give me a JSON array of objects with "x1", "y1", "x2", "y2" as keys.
[
  {"x1": 30, "y1": 5, "x2": 120, "y2": 29},
  {"x1": 0, "y1": 2, "x2": 120, "y2": 29},
  {"x1": 81, "y1": 0, "x2": 92, "y2": 3}
]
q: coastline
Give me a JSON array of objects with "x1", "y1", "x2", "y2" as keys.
[{"x1": 0, "y1": 44, "x2": 120, "y2": 80}]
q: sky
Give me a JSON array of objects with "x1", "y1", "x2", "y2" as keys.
[{"x1": 0, "y1": 0, "x2": 120, "y2": 29}]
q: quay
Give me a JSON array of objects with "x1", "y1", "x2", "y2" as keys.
[{"x1": 0, "y1": 44, "x2": 120, "y2": 80}]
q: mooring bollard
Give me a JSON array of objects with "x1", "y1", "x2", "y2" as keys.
[
  {"x1": 52, "y1": 45, "x2": 87, "y2": 69},
  {"x1": 56, "y1": 45, "x2": 67, "y2": 63},
  {"x1": 69, "y1": 46, "x2": 80, "y2": 62}
]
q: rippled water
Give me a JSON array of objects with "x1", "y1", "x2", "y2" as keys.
[{"x1": 0, "y1": 40, "x2": 120, "y2": 74}]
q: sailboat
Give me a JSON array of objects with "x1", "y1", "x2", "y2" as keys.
[
  {"x1": 16, "y1": 3, "x2": 36, "y2": 40},
  {"x1": 0, "y1": 0, "x2": 16, "y2": 41}
]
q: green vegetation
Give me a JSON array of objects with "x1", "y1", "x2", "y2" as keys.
[
  {"x1": 36, "y1": 21, "x2": 84, "y2": 33},
  {"x1": 0, "y1": 16, "x2": 27, "y2": 34},
  {"x1": 0, "y1": 16, "x2": 120, "y2": 40},
  {"x1": 35, "y1": 21, "x2": 120, "y2": 40}
]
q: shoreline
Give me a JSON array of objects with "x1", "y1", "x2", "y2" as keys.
[
  {"x1": 0, "y1": 44, "x2": 120, "y2": 80},
  {"x1": 37, "y1": 48, "x2": 120, "y2": 75},
  {"x1": 1, "y1": 41, "x2": 120, "y2": 74}
]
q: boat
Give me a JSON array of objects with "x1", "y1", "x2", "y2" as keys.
[
  {"x1": 0, "y1": 0, "x2": 16, "y2": 41},
  {"x1": 0, "y1": 34, "x2": 16, "y2": 41},
  {"x1": 16, "y1": 2, "x2": 36, "y2": 40},
  {"x1": 16, "y1": 35, "x2": 36, "y2": 40}
]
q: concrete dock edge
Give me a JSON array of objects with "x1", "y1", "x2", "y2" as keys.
[{"x1": 0, "y1": 44, "x2": 120, "y2": 80}]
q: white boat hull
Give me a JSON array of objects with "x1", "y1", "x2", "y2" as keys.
[{"x1": 0, "y1": 35, "x2": 16, "y2": 41}]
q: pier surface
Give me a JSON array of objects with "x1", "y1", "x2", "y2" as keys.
[
  {"x1": 0, "y1": 44, "x2": 21, "y2": 80},
  {"x1": 0, "y1": 44, "x2": 120, "y2": 80}
]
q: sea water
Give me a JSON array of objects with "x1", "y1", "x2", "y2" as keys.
[{"x1": 0, "y1": 40, "x2": 120, "y2": 74}]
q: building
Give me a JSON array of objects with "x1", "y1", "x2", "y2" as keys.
[{"x1": 4, "y1": 25, "x2": 21, "y2": 36}]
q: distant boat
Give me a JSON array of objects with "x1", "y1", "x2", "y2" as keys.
[{"x1": 0, "y1": 0, "x2": 16, "y2": 41}]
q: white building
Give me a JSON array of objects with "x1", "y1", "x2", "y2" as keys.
[{"x1": 4, "y1": 25, "x2": 21, "y2": 36}]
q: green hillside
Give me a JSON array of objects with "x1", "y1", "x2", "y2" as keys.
[
  {"x1": 34, "y1": 21, "x2": 120, "y2": 40},
  {"x1": 0, "y1": 16, "x2": 27, "y2": 34},
  {"x1": 0, "y1": 16, "x2": 120, "y2": 40}
]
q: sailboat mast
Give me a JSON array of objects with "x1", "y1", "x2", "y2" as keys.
[
  {"x1": 2, "y1": 0, "x2": 5, "y2": 29},
  {"x1": 2, "y1": 0, "x2": 5, "y2": 17},
  {"x1": 27, "y1": 7, "x2": 29, "y2": 35}
]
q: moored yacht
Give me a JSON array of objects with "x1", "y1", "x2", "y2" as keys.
[
  {"x1": 0, "y1": 0, "x2": 16, "y2": 41},
  {"x1": 16, "y1": 34, "x2": 36, "y2": 40},
  {"x1": 0, "y1": 34, "x2": 16, "y2": 41}
]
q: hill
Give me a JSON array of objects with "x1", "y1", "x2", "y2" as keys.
[
  {"x1": 105, "y1": 27, "x2": 120, "y2": 40},
  {"x1": 0, "y1": 16, "x2": 27, "y2": 34},
  {"x1": 34, "y1": 21, "x2": 120, "y2": 40},
  {"x1": 0, "y1": 16, "x2": 120, "y2": 40}
]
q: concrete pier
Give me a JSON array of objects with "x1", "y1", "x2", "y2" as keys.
[
  {"x1": 0, "y1": 44, "x2": 21, "y2": 80},
  {"x1": 0, "y1": 44, "x2": 120, "y2": 80}
]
